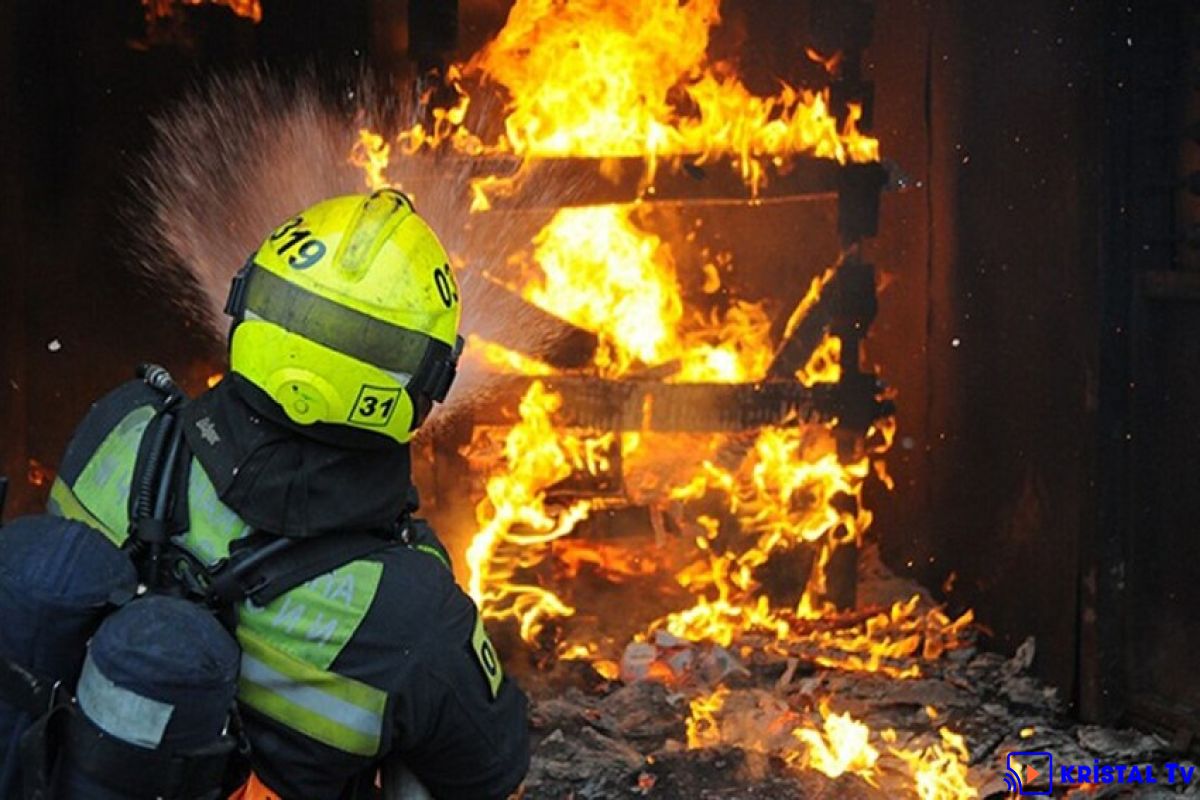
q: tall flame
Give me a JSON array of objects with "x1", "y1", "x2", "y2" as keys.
[
  {"x1": 513, "y1": 206, "x2": 776, "y2": 380},
  {"x1": 338, "y1": 3, "x2": 977, "y2": 796},
  {"x1": 466, "y1": 381, "x2": 605, "y2": 640},
  {"x1": 355, "y1": 0, "x2": 879, "y2": 201},
  {"x1": 468, "y1": 0, "x2": 879, "y2": 170}
]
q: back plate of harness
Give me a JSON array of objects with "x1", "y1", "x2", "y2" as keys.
[{"x1": 125, "y1": 364, "x2": 413, "y2": 613}]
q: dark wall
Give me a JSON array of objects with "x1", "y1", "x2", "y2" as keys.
[
  {"x1": 0, "y1": 0, "x2": 374, "y2": 517},
  {"x1": 867, "y1": 1, "x2": 1104, "y2": 701},
  {"x1": 932, "y1": 0, "x2": 1102, "y2": 699}
]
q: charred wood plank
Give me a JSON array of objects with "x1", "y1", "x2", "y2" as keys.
[
  {"x1": 405, "y1": 153, "x2": 889, "y2": 209},
  {"x1": 471, "y1": 376, "x2": 839, "y2": 431},
  {"x1": 465, "y1": 275, "x2": 599, "y2": 369},
  {"x1": 767, "y1": 256, "x2": 878, "y2": 381}
]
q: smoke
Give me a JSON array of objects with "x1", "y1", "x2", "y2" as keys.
[{"x1": 129, "y1": 69, "x2": 598, "y2": 422}]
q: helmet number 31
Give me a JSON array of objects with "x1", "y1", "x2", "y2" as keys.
[{"x1": 271, "y1": 216, "x2": 328, "y2": 270}]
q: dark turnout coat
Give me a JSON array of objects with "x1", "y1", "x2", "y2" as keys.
[{"x1": 47, "y1": 376, "x2": 530, "y2": 799}]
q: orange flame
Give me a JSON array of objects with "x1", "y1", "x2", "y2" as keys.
[
  {"x1": 789, "y1": 698, "x2": 880, "y2": 784},
  {"x1": 891, "y1": 728, "x2": 979, "y2": 800},
  {"x1": 797, "y1": 334, "x2": 843, "y2": 387},
  {"x1": 466, "y1": 381, "x2": 607, "y2": 640},
  {"x1": 515, "y1": 206, "x2": 776, "y2": 380},
  {"x1": 464, "y1": 335, "x2": 556, "y2": 377},
  {"x1": 349, "y1": 129, "x2": 392, "y2": 192},
  {"x1": 26, "y1": 459, "x2": 53, "y2": 489},
  {"x1": 466, "y1": 0, "x2": 879, "y2": 170},
  {"x1": 352, "y1": 0, "x2": 879, "y2": 202},
  {"x1": 686, "y1": 690, "x2": 978, "y2": 796}
]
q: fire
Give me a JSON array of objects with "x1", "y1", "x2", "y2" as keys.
[
  {"x1": 553, "y1": 538, "x2": 660, "y2": 582},
  {"x1": 788, "y1": 699, "x2": 880, "y2": 784},
  {"x1": 804, "y1": 596, "x2": 975, "y2": 680},
  {"x1": 466, "y1": 381, "x2": 607, "y2": 640},
  {"x1": 464, "y1": 335, "x2": 556, "y2": 377},
  {"x1": 26, "y1": 459, "x2": 53, "y2": 489},
  {"x1": 515, "y1": 205, "x2": 776, "y2": 380},
  {"x1": 685, "y1": 686, "x2": 729, "y2": 749},
  {"x1": 349, "y1": 129, "x2": 392, "y2": 192},
  {"x1": 520, "y1": 206, "x2": 684, "y2": 374},
  {"x1": 466, "y1": 0, "x2": 879, "y2": 172},
  {"x1": 342, "y1": 4, "x2": 979, "y2": 797},
  {"x1": 891, "y1": 728, "x2": 979, "y2": 800},
  {"x1": 141, "y1": 0, "x2": 262, "y2": 24},
  {"x1": 353, "y1": 0, "x2": 879, "y2": 202},
  {"x1": 797, "y1": 334, "x2": 843, "y2": 387},
  {"x1": 685, "y1": 691, "x2": 979, "y2": 797}
]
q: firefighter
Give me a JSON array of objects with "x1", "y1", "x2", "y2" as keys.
[{"x1": 45, "y1": 190, "x2": 530, "y2": 799}]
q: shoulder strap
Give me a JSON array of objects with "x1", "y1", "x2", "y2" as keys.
[
  {"x1": 125, "y1": 364, "x2": 192, "y2": 591},
  {"x1": 205, "y1": 523, "x2": 409, "y2": 610}
]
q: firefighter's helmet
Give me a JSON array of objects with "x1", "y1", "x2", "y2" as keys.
[{"x1": 225, "y1": 189, "x2": 463, "y2": 445}]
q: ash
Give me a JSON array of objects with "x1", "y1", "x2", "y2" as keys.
[{"x1": 510, "y1": 555, "x2": 1198, "y2": 800}]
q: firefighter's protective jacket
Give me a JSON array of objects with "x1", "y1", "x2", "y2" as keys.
[{"x1": 47, "y1": 377, "x2": 530, "y2": 799}]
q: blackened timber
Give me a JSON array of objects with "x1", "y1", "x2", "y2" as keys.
[
  {"x1": 467, "y1": 275, "x2": 599, "y2": 369},
  {"x1": 470, "y1": 377, "x2": 890, "y2": 432},
  {"x1": 436, "y1": 154, "x2": 888, "y2": 209},
  {"x1": 766, "y1": 258, "x2": 878, "y2": 380}
]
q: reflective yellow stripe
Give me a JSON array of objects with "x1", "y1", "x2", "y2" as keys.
[
  {"x1": 236, "y1": 628, "x2": 386, "y2": 756},
  {"x1": 471, "y1": 612, "x2": 504, "y2": 700},
  {"x1": 70, "y1": 406, "x2": 155, "y2": 543},
  {"x1": 237, "y1": 558, "x2": 383, "y2": 671},
  {"x1": 183, "y1": 459, "x2": 251, "y2": 566},
  {"x1": 49, "y1": 477, "x2": 121, "y2": 544},
  {"x1": 413, "y1": 542, "x2": 450, "y2": 570}
]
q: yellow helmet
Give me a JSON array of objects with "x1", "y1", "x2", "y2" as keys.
[{"x1": 224, "y1": 189, "x2": 463, "y2": 445}]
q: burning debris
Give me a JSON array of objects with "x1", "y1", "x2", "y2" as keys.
[{"x1": 515, "y1": 561, "x2": 1196, "y2": 800}]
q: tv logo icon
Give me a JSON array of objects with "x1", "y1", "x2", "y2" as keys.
[{"x1": 1005, "y1": 751, "x2": 1053, "y2": 795}]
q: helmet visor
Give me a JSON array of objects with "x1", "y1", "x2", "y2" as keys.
[{"x1": 234, "y1": 264, "x2": 460, "y2": 401}]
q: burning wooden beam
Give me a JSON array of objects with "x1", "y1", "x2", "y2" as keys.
[
  {"x1": 466, "y1": 274, "x2": 599, "y2": 369},
  {"x1": 461, "y1": 155, "x2": 889, "y2": 213},
  {"x1": 469, "y1": 376, "x2": 838, "y2": 432}
]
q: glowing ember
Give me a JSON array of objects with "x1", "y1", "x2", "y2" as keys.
[
  {"x1": 26, "y1": 459, "x2": 53, "y2": 489},
  {"x1": 141, "y1": 0, "x2": 262, "y2": 24}
]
